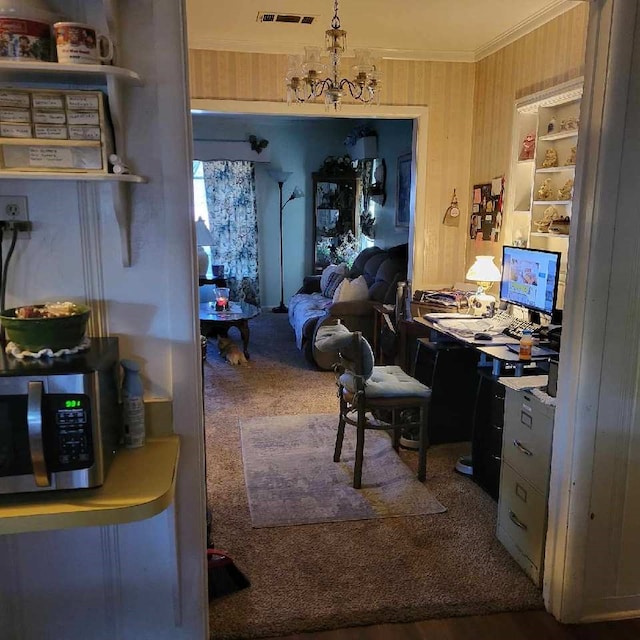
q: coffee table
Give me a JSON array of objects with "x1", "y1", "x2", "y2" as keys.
[{"x1": 199, "y1": 301, "x2": 260, "y2": 359}]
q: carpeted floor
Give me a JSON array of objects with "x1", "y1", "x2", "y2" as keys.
[
  {"x1": 240, "y1": 413, "x2": 446, "y2": 528},
  {"x1": 204, "y1": 312, "x2": 543, "y2": 639}
]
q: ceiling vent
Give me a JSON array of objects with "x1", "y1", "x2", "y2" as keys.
[{"x1": 257, "y1": 12, "x2": 315, "y2": 25}]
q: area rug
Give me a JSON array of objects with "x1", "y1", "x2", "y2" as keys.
[{"x1": 240, "y1": 413, "x2": 446, "y2": 528}]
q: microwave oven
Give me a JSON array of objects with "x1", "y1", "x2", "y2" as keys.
[{"x1": 0, "y1": 337, "x2": 122, "y2": 494}]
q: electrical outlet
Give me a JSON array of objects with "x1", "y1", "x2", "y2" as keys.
[{"x1": 0, "y1": 196, "x2": 30, "y2": 237}]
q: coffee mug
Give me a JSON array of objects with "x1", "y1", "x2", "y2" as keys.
[{"x1": 53, "y1": 22, "x2": 113, "y2": 64}]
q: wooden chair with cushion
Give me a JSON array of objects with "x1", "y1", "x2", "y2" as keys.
[{"x1": 316, "y1": 323, "x2": 431, "y2": 489}]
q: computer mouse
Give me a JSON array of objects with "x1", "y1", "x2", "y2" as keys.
[{"x1": 474, "y1": 332, "x2": 493, "y2": 341}]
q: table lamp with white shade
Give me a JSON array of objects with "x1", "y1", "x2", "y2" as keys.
[
  {"x1": 466, "y1": 255, "x2": 502, "y2": 316},
  {"x1": 195, "y1": 217, "x2": 215, "y2": 278}
]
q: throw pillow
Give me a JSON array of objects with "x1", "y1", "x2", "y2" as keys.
[
  {"x1": 322, "y1": 271, "x2": 345, "y2": 298},
  {"x1": 332, "y1": 275, "x2": 370, "y2": 303},
  {"x1": 320, "y1": 263, "x2": 348, "y2": 292}
]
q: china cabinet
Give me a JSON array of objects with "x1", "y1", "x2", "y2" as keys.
[
  {"x1": 505, "y1": 78, "x2": 583, "y2": 308},
  {"x1": 0, "y1": 2, "x2": 146, "y2": 266},
  {"x1": 312, "y1": 164, "x2": 360, "y2": 273}
]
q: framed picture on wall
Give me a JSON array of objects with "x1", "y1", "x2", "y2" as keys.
[{"x1": 396, "y1": 153, "x2": 412, "y2": 227}]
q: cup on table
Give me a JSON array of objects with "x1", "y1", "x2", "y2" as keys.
[
  {"x1": 53, "y1": 22, "x2": 114, "y2": 64},
  {"x1": 214, "y1": 287, "x2": 230, "y2": 311}
]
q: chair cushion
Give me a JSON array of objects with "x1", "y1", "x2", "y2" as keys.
[
  {"x1": 340, "y1": 365, "x2": 431, "y2": 399},
  {"x1": 315, "y1": 324, "x2": 375, "y2": 380}
]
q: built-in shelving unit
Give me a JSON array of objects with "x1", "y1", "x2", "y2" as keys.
[
  {"x1": 0, "y1": 436, "x2": 179, "y2": 536},
  {"x1": 504, "y1": 78, "x2": 583, "y2": 308},
  {"x1": 0, "y1": 4, "x2": 146, "y2": 267}
]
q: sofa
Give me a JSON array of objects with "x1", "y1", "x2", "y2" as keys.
[{"x1": 288, "y1": 243, "x2": 408, "y2": 369}]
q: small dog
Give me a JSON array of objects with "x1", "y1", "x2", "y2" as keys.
[{"x1": 217, "y1": 336, "x2": 247, "y2": 365}]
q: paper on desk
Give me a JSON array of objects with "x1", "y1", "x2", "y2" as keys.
[
  {"x1": 499, "y1": 375, "x2": 548, "y2": 391},
  {"x1": 436, "y1": 317, "x2": 507, "y2": 338}
]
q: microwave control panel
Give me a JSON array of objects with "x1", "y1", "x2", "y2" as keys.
[{"x1": 46, "y1": 395, "x2": 95, "y2": 471}]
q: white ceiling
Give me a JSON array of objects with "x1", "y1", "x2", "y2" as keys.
[{"x1": 186, "y1": 0, "x2": 585, "y2": 63}]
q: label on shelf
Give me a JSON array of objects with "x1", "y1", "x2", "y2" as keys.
[
  {"x1": 0, "y1": 90, "x2": 31, "y2": 109},
  {"x1": 34, "y1": 124, "x2": 68, "y2": 140},
  {"x1": 0, "y1": 123, "x2": 32, "y2": 138},
  {"x1": 32, "y1": 94, "x2": 65, "y2": 109},
  {"x1": 28, "y1": 146, "x2": 73, "y2": 167}
]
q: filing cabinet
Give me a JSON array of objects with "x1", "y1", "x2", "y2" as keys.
[{"x1": 497, "y1": 387, "x2": 555, "y2": 586}]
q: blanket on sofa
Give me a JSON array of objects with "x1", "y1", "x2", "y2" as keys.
[{"x1": 288, "y1": 292, "x2": 332, "y2": 349}]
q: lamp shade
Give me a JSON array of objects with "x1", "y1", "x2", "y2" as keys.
[
  {"x1": 195, "y1": 217, "x2": 214, "y2": 246},
  {"x1": 466, "y1": 256, "x2": 501, "y2": 283},
  {"x1": 268, "y1": 169, "x2": 292, "y2": 184}
]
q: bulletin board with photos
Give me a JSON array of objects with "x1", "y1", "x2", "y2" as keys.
[{"x1": 470, "y1": 177, "x2": 504, "y2": 242}]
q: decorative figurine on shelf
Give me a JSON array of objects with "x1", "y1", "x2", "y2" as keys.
[
  {"x1": 565, "y1": 116, "x2": 578, "y2": 130},
  {"x1": 541, "y1": 148, "x2": 559, "y2": 168},
  {"x1": 519, "y1": 132, "x2": 536, "y2": 160},
  {"x1": 565, "y1": 146, "x2": 577, "y2": 166},
  {"x1": 535, "y1": 205, "x2": 558, "y2": 233},
  {"x1": 560, "y1": 119, "x2": 568, "y2": 131},
  {"x1": 558, "y1": 178, "x2": 574, "y2": 200},
  {"x1": 537, "y1": 178, "x2": 553, "y2": 200},
  {"x1": 547, "y1": 117, "x2": 557, "y2": 134},
  {"x1": 109, "y1": 154, "x2": 131, "y2": 175},
  {"x1": 549, "y1": 215, "x2": 571, "y2": 235}
]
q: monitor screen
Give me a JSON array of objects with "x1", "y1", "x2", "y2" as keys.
[{"x1": 500, "y1": 246, "x2": 561, "y2": 316}]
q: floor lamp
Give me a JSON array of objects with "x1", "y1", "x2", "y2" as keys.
[{"x1": 268, "y1": 170, "x2": 304, "y2": 313}]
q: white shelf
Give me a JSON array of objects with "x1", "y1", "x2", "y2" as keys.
[
  {"x1": 0, "y1": 60, "x2": 142, "y2": 85},
  {"x1": 536, "y1": 166, "x2": 576, "y2": 173},
  {"x1": 538, "y1": 130, "x2": 579, "y2": 141},
  {"x1": 517, "y1": 159, "x2": 535, "y2": 164},
  {"x1": 532, "y1": 200, "x2": 571, "y2": 206},
  {"x1": 0, "y1": 14, "x2": 145, "y2": 269},
  {"x1": 530, "y1": 232, "x2": 570, "y2": 238},
  {"x1": 0, "y1": 137, "x2": 100, "y2": 148},
  {"x1": 0, "y1": 170, "x2": 147, "y2": 183}
]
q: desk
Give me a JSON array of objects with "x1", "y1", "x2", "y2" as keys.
[
  {"x1": 413, "y1": 316, "x2": 555, "y2": 377},
  {"x1": 411, "y1": 316, "x2": 557, "y2": 499}
]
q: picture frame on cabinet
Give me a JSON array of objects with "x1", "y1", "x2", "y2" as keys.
[{"x1": 395, "y1": 152, "x2": 411, "y2": 227}]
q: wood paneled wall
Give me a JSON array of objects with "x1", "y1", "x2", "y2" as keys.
[
  {"x1": 188, "y1": 3, "x2": 588, "y2": 289},
  {"x1": 467, "y1": 4, "x2": 588, "y2": 269}
]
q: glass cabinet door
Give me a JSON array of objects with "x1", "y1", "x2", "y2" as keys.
[{"x1": 312, "y1": 173, "x2": 359, "y2": 273}]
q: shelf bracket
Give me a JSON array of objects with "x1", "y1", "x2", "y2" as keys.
[{"x1": 112, "y1": 181, "x2": 131, "y2": 267}]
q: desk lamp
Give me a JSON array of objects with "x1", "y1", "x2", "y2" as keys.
[
  {"x1": 466, "y1": 256, "x2": 502, "y2": 316},
  {"x1": 195, "y1": 217, "x2": 215, "y2": 278}
]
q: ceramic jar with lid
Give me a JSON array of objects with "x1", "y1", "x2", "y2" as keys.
[{"x1": 0, "y1": 0, "x2": 60, "y2": 61}]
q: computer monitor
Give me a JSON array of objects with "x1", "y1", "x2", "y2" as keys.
[{"x1": 500, "y1": 246, "x2": 561, "y2": 317}]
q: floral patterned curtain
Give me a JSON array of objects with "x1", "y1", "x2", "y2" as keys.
[{"x1": 202, "y1": 160, "x2": 260, "y2": 306}]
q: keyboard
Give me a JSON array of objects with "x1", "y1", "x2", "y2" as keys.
[{"x1": 490, "y1": 311, "x2": 540, "y2": 339}]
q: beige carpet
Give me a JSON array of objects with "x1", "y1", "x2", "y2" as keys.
[
  {"x1": 204, "y1": 313, "x2": 543, "y2": 639},
  {"x1": 241, "y1": 413, "x2": 446, "y2": 528}
]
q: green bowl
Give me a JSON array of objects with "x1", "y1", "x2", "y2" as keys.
[{"x1": 0, "y1": 304, "x2": 91, "y2": 352}]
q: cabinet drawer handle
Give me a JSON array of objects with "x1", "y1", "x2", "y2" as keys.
[
  {"x1": 513, "y1": 439, "x2": 533, "y2": 456},
  {"x1": 509, "y1": 509, "x2": 528, "y2": 531}
]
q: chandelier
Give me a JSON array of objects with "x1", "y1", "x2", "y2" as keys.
[{"x1": 285, "y1": 0, "x2": 382, "y2": 109}]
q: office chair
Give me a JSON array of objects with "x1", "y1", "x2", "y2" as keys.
[{"x1": 316, "y1": 323, "x2": 431, "y2": 489}]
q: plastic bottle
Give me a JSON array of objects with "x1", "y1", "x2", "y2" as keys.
[
  {"x1": 519, "y1": 329, "x2": 533, "y2": 362},
  {"x1": 121, "y1": 359, "x2": 146, "y2": 448}
]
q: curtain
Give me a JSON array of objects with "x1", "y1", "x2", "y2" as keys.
[{"x1": 202, "y1": 160, "x2": 260, "y2": 306}]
